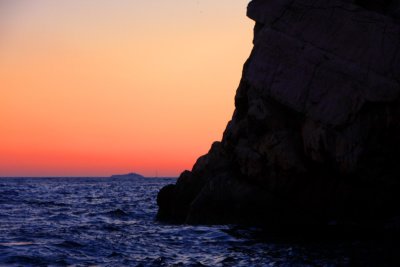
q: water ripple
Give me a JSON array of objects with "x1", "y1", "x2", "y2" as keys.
[{"x1": 0, "y1": 177, "x2": 389, "y2": 266}]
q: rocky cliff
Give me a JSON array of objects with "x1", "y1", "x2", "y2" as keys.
[{"x1": 157, "y1": 0, "x2": 400, "y2": 229}]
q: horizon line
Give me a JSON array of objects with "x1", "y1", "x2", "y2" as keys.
[{"x1": 0, "y1": 176, "x2": 178, "y2": 178}]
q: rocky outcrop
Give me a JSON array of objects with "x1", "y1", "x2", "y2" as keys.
[{"x1": 157, "y1": 0, "x2": 400, "y2": 229}]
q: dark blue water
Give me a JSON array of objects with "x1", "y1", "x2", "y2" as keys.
[{"x1": 0, "y1": 177, "x2": 391, "y2": 266}]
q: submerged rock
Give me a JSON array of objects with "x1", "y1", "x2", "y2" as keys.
[{"x1": 157, "y1": 0, "x2": 400, "y2": 229}]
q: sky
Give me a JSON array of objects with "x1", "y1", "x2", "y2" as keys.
[{"x1": 0, "y1": 0, "x2": 253, "y2": 177}]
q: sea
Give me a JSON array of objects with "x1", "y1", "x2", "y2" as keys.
[{"x1": 0, "y1": 177, "x2": 396, "y2": 266}]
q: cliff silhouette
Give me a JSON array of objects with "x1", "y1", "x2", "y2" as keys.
[{"x1": 157, "y1": 0, "x2": 400, "y2": 231}]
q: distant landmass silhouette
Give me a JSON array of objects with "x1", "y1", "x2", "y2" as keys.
[{"x1": 110, "y1": 173, "x2": 145, "y2": 179}]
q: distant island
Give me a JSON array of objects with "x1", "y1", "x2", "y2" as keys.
[{"x1": 110, "y1": 173, "x2": 145, "y2": 179}]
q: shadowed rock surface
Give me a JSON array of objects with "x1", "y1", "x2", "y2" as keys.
[{"x1": 157, "y1": 0, "x2": 400, "y2": 230}]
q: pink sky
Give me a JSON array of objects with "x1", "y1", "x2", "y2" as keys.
[{"x1": 0, "y1": 0, "x2": 253, "y2": 177}]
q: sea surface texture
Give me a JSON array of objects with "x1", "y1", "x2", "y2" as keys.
[{"x1": 0, "y1": 178, "x2": 391, "y2": 266}]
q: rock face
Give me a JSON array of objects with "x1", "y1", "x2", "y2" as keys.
[{"x1": 157, "y1": 0, "x2": 400, "y2": 228}]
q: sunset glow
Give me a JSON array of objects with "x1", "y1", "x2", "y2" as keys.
[{"x1": 0, "y1": 0, "x2": 253, "y2": 177}]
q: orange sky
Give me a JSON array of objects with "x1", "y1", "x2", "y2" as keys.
[{"x1": 0, "y1": 0, "x2": 253, "y2": 177}]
